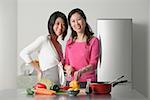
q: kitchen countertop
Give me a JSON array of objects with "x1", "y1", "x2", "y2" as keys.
[{"x1": 0, "y1": 84, "x2": 149, "y2": 100}]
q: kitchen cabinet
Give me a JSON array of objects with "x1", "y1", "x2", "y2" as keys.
[{"x1": 97, "y1": 19, "x2": 132, "y2": 83}]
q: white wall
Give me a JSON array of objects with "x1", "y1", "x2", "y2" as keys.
[
  {"x1": 0, "y1": 0, "x2": 17, "y2": 90},
  {"x1": 148, "y1": 0, "x2": 150, "y2": 98},
  {"x1": 17, "y1": 0, "x2": 150, "y2": 98},
  {"x1": 132, "y1": 0, "x2": 149, "y2": 98}
]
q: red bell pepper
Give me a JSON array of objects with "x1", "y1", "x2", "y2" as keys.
[{"x1": 33, "y1": 83, "x2": 47, "y2": 89}]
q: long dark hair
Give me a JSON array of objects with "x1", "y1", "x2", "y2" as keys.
[
  {"x1": 68, "y1": 8, "x2": 94, "y2": 44},
  {"x1": 48, "y1": 11, "x2": 68, "y2": 40}
]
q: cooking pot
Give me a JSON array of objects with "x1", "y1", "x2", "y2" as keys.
[{"x1": 89, "y1": 76, "x2": 128, "y2": 94}]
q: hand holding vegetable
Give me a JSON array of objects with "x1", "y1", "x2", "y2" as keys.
[
  {"x1": 74, "y1": 65, "x2": 93, "y2": 81},
  {"x1": 64, "y1": 65, "x2": 74, "y2": 76},
  {"x1": 74, "y1": 70, "x2": 83, "y2": 81}
]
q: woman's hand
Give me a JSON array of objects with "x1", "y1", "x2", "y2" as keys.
[
  {"x1": 74, "y1": 70, "x2": 83, "y2": 81},
  {"x1": 74, "y1": 65, "x2": 93, "y2": 81},
  {"x1": 31, "y1": 60, "x2": 39, "y2": 67},
  {"x1": 64, "y1": 65, "x2": 74, "y2": 76}
]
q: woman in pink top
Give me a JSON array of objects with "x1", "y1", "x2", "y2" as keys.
[{"x1": 65, "y1": 8, "x2": 101, "y2": 88}]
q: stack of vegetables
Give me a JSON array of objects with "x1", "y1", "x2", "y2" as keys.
[
  {"x1": 66, "y1": 80, "x2": 80, "y2": 96},
  {"x1": 68, "y1": 80, "x2": 80, "y2": 91},
  {"x1": 26, "y1": 78, "x2": 60, "y2": 95}
]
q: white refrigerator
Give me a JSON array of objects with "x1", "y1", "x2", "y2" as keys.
[{"x1": 97, "y1": 19, "x2": 132, "y2": 83}]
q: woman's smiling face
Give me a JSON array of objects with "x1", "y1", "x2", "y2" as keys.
[
  {"x1": 53, "y1": 17, "x2": 66, "y2": 36},
  {"x1": 70, "y1": 12, "x2": 86, "y2": 34}
]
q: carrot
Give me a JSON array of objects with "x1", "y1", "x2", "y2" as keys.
[{"x1": 34, "y1": 88, "x2": 56, "y2": 95}]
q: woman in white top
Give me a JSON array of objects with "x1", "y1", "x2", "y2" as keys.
[{"x1": 20, "y1": 11, "x2": 68, "y2": 85}]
